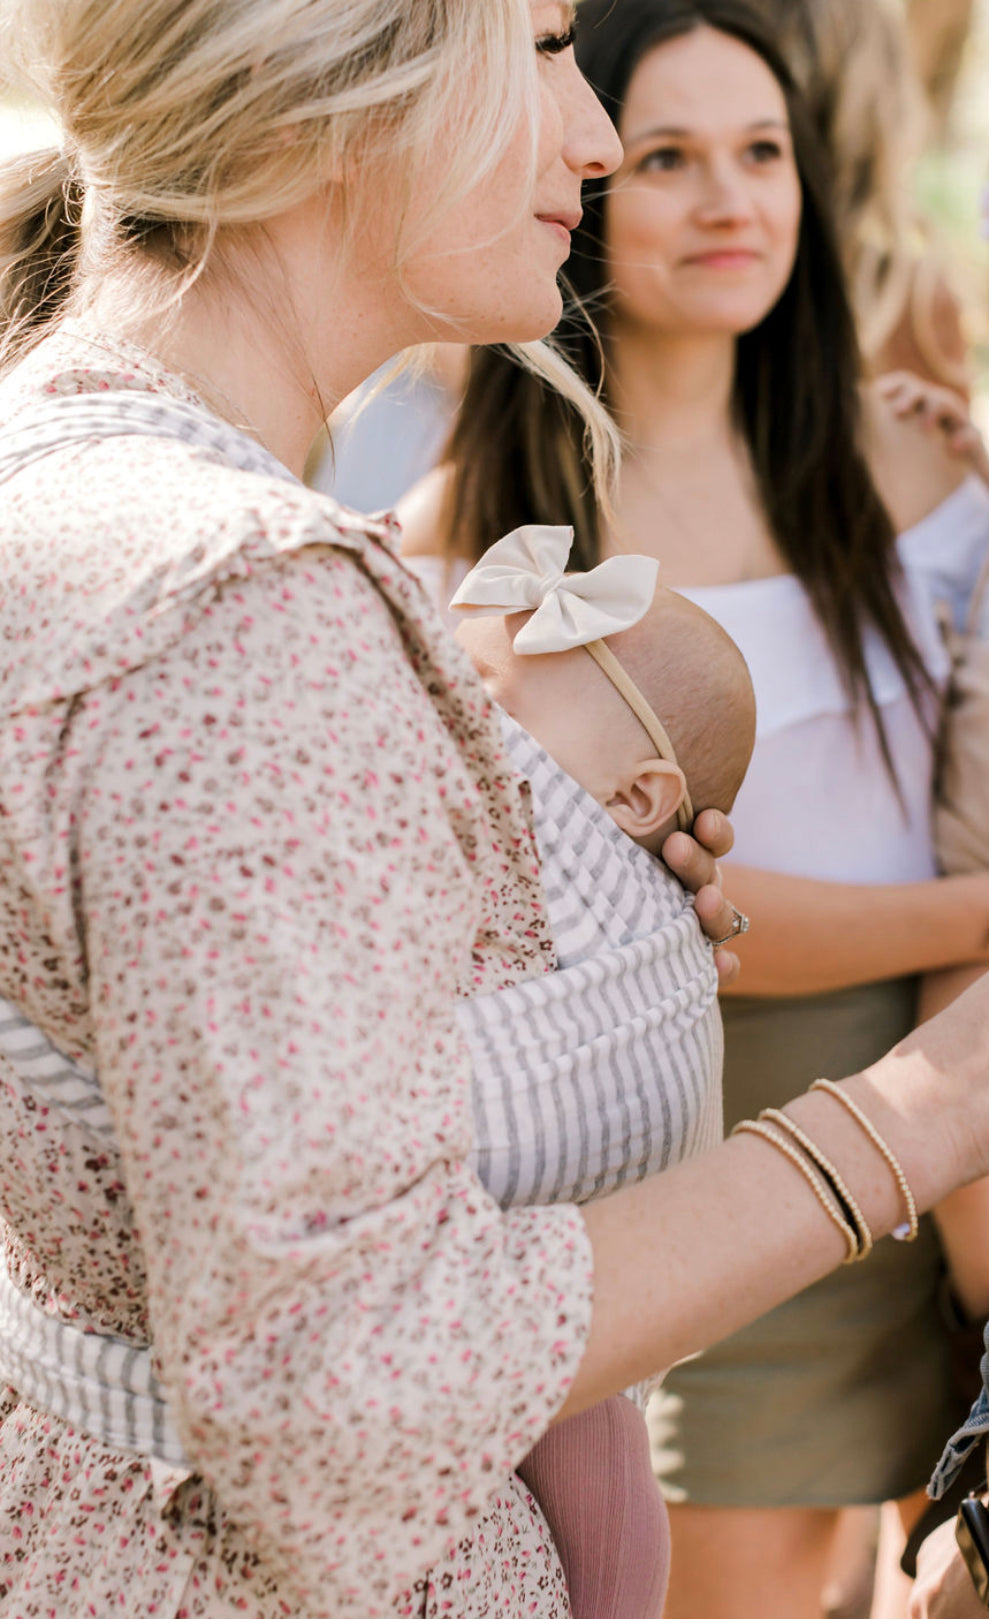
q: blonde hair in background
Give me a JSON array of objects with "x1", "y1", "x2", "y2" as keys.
[{"x1": 770, "y1": 0, "x2": 965, "y2": 386}]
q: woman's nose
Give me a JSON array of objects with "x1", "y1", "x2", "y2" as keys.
[
  {"x1": 694, "y1": 160, "x2": 756, "y2": 224},
  {"x1": 562, "y1": 61, "x2": 624, "y2": 181}
]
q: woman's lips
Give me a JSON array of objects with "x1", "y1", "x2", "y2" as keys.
[
  {"x1": 537, "y1": 211, "x2": 582, "y2": 245},
  {"x1": 682, "y1": 249, "x2": 762, "y2": 269}
]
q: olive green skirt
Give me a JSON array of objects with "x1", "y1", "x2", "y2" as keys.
[{"x1": 649, "y1": 979, "x2": 960, "y2": 1508}]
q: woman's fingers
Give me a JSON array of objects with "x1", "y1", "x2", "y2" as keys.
[
  {"x1": 877, "y1": 371, "x2": 970, "y2": 436},
  {"x1": 694, "y1": 806, "x2": 735, "y2": 858},
  {"x1": 909, "y1": 1516, "x2": 986, "y2": 1618},
  {"x1": 663, "y1": 816, "x2": 745, "y2": 986},
  {"x1": 662, "y1": 830, "x2": 719, "y2": 893},
  {"x1": 713, "y1": 947, "x2": 742, "y2": 988},
  {"x1": 663, "y1": 814, "x2": 743, "y2": 982},
  {"x1": 694, "y1": 883, "x2": 745, "y2": 985}
]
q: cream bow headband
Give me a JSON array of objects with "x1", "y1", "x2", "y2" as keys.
[{"x1": 451, "y1": 525, "x2": 694, "y2": 833}]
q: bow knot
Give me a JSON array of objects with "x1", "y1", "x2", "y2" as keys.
[{"x1": 450, "y1": 525, "x2": 659, "y2": 654}]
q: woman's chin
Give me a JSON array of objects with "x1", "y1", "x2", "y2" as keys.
[
  {"x1": 680, "y1": 290, "x2": 787, "y2": 337},
  {"x1": 472, "y1": 286, "x2": 565, "y2": 349},
  {"x1": 616, "y1": 288, "x2": 786, "y2": 342}
]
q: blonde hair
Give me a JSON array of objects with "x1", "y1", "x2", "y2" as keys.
[
  {"x1": 0, "y1": 0, "x2": 620, "y2": 499},
  {"x1": 768, "y1": 0, "x2": 964, "y2": 384},
  {"x1": 1, "y1": 0, "x2": 542, "y2": 345}
]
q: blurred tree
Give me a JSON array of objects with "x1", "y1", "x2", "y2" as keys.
[{"x1": 906, "y1": 0, "x2": 975, "y2": 134}]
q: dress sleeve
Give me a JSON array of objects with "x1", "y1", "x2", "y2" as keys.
[
  {"x1": 898, "y1": 477, "x2": 989, "y2": 636},
  {"x1": 74, "y1": 545, "x2": 593, "y2": 1615}
]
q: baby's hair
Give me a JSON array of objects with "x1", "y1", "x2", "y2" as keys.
[{"x1": 607, "y1": 593, "x2": 756, "y2": 816}]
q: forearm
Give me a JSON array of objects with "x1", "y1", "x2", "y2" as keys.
[
  {"x1": 919, "y1": 966, "x2": 989, "y2": 1319},
  {"x1": 720, "y1": 866, "x2": 989, "y2": 998},
  {"x1": 563, "y1": 976, "x2": 989, "y2": 1417},
  {"x1": 920, "y1": 964, "x2": 988, "y2": 1024}
]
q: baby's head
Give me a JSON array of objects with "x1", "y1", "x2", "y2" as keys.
[{"x1": 456, "y1": 584, "x2": 755, "y2": 853}]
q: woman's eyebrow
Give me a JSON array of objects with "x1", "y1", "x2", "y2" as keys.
[{"x1": 625, "y1": 117, "x2": 790, "y2": 144}]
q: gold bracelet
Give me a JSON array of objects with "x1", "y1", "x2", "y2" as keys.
[
  {"x1": 809, "y1": 1079, "x2": 920, "y2": 1243},
  {"x1": 759, "y1": 1107, "x2": 873, "y2": 1261},
  {"x1": 732, "y1": 1119, "x2": 860, "y2": 1263}
]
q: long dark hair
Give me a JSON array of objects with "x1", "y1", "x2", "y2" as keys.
[{"x1": 443, "y1": 0, "x2": 931, "y2": 771}]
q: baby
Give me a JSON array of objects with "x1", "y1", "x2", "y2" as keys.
[{"x1": 448, "y1": 528, "x2": 756, "y2": 1619}]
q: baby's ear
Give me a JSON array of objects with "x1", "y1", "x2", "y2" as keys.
[{"x1": 606, "y1": 760, "x2": 686, "y2": 843}]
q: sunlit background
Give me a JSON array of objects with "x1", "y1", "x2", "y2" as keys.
[{"x1": 917, "y1": 0, "x2": 989, "y2": 425}]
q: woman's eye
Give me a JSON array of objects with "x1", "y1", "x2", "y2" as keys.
[
  {"x1": 639, "y1": 147, "x2": 685, "y2": 173},
  {"x1": 536, "y1": 27, "x2": 576, "y2": 57},
  {"x1": 747, "y1": 140, "x2": 784, "y2": 163}
]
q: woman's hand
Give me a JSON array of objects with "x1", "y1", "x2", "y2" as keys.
[
  {"x1": 876, "y1": 372, "x2": 989, "y2": 487},
  {"x1": 663, "y1": 808, "x2": 742, "y2": 986},
  {"x1": 909, "y1": 1516, "x2": 986, "y2": 1619}
]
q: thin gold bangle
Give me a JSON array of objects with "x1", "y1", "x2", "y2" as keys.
[
  {"x1": 809, "y1": 1079, "x2": 920, "y2": 1243},
  {"x1": 732, "y1": 1119, "x2": 860, "y2": 1263},
  {"x1": 760, "y1": 1107, "x2": 874, "y2": 1261}
]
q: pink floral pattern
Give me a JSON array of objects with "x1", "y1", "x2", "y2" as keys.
[{"x1": 0, "y1": 330, "x2": 592, "y2": 1617}]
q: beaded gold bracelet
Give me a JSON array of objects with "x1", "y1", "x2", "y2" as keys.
[
  {"x1": 809, "y1": 1078, "x2": 920, "y2": 1243},
  {"x1": 732, "y1": 1118, "x2": 860, "y2": 1264},
  {"x1": 759, "y1": 1106, "x2": 874, "y2": 1261}
]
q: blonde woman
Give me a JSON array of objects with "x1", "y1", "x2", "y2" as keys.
[
  {"x1": 3, "y1": 4, "x2": 989, "y2": 1618},
  {"x1": 763, "y1": 0, "x2": 969, "y2": 392}
]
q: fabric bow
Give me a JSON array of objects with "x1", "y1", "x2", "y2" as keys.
[{"x1": 449, "y1": 525, "x2": 660, "y2": 654}]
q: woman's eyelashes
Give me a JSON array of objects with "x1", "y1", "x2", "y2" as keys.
[
  {"x1": 635, "y1": 138, "x2": 787, "y2": 174},
  {"x1": 638, "y1": 145, "x2": 686, "y2": 173},
  {"x1": 536, "y1": 27, "x2": 576, "y2": 57},
  {"x1": 747, "y1": 139, "x2": 785, "y2": 164}
]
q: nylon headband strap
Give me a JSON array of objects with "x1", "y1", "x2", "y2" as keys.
[{"x1": 584, "y1": 639, "x2": 694, "y2": 834}]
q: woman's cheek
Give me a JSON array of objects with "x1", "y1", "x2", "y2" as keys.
[{"x1": 608, "y1": 202, "x2": 678, "y2": 315}]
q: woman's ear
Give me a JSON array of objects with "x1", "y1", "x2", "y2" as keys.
[{"x1": 605, "y1": 759, "x2": 686, "y2": 843}]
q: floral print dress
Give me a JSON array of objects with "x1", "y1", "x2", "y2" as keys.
[{"x1": 0, "y1": 329, "x2": 593, "y2": 1618}]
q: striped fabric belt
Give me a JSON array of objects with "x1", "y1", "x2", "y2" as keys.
[
  {"x1": 0, "y1": 996, "x2": 188, "y2": 1464},
  {"x1": 0, "y1": 1256, "x2": 190, "y2": 1466}
]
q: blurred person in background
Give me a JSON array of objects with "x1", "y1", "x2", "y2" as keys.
[
  {"x1": 905, "y1": 0, "x2": 976, "y2": 140},
  {"x1": 306, "y1": 344, "x2": 466, "y2": 510},
  {"x1": 757, "y1": 0, "x2": 970, "y2": 396}
]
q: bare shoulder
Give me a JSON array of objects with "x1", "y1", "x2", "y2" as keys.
[
  {"x1": 861, "y1": 380, "x2": 967, "y2": 535},
  {"x1": 395, "y1": 464, "x2": 455, "y2": 559}
]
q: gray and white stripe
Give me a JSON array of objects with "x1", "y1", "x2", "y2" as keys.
[
  {"x1": 0, "y1": 1004, "x2": 187, "y2": 1463},
  {"x1": 0, "y1": 1256, "x2": 189, "y2": 1466},
  {"x1": 0, "y1": 998, "x2": 112, "y2": 1136},
  {"x1": 0, "y1": 392, "x2": 298, "y2": 490},
  {"x1": 464, "y1": 719, "x2": 723, "y2": 1211}
]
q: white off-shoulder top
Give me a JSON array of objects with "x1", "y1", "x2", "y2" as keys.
[{"x1": 680, "y1": 478, "x2": 989, "y2": 883}]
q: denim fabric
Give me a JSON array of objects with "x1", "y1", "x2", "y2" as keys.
[{"x1": 930, "y1": 1319, "x2": 989, "y2": 1499}]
